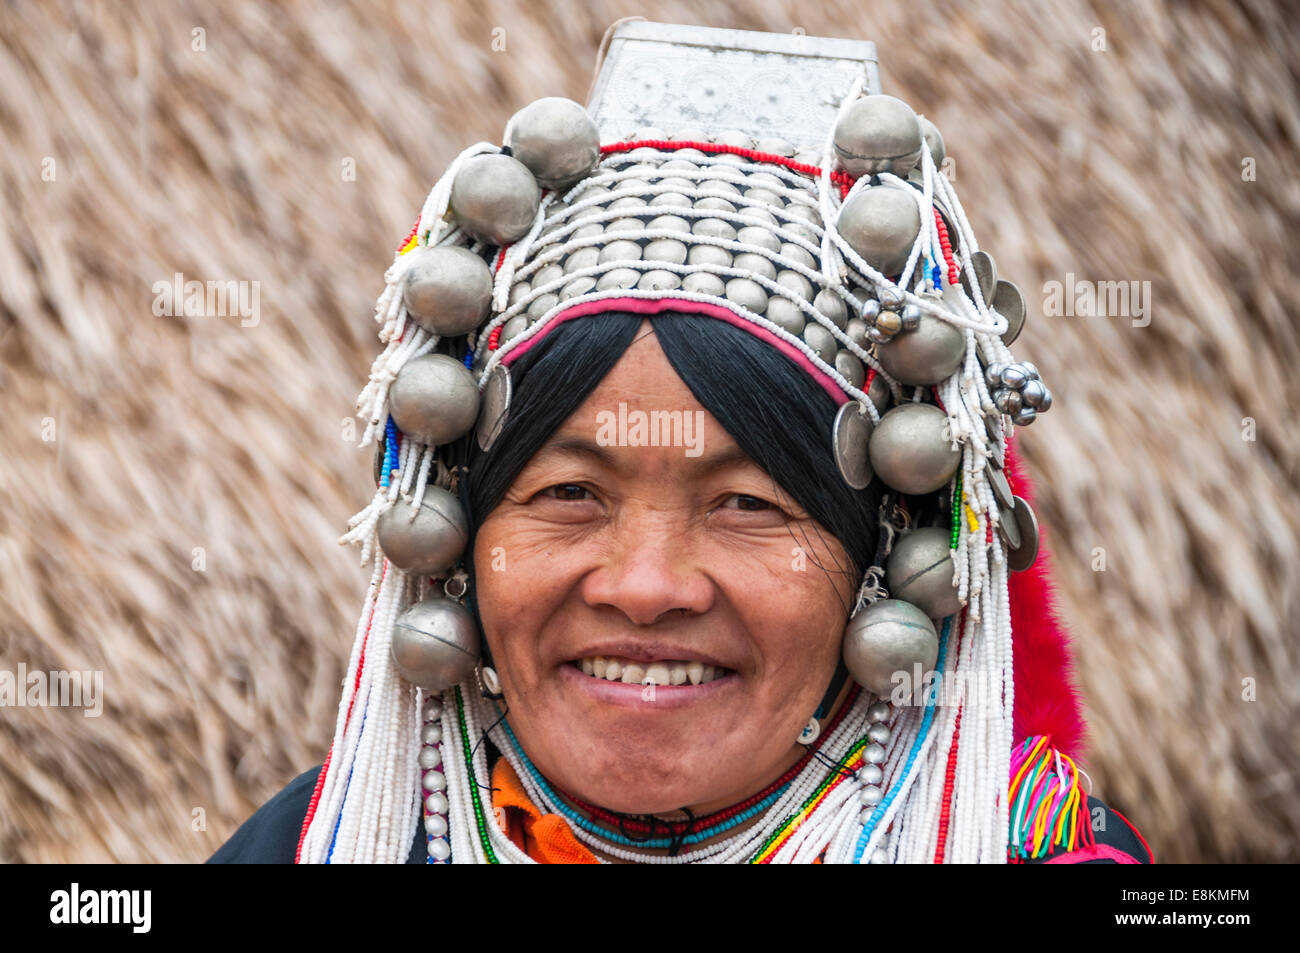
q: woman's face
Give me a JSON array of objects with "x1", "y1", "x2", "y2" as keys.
[{"x1": 473, "y1": 320, "x2": 857, "y2": 815}]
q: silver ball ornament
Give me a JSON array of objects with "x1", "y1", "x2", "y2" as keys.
[
  {"x1": 391, "y1": 597, "x2": 480, "y2": 692},
  {"x1": 402, "y1": 246, "x2": 493, "y2": 336},
  {"x1": 874, "y1": 314, "x2": 966, "y2": 386},
  {"x1": 449, "y1": 153, "x2": 541, "y2": 245},
  {"x1": 885, "y1": 526, "x2": 961, "y2": 619},
  {"x1": 868, "y1": 402, "x2": 962, "y2": 495},
  {"x1": 505, "y1": 97, "x2": 601, "y2": 190},
  {"x1": 833, "y1": 94, "x2": 923, "y2": 177},
  {"x1": 838, "y1": 187, "x2": 921, "y2": 277},
  {"x1": 388, "y1": 354, "x2": 480, "y2": 446},
  {"x1": 842, "y1": 599, "x2": 940, "y2": 696},
  {"x1": 376, "y1": 486, "x2": 468, "y2": 576}
]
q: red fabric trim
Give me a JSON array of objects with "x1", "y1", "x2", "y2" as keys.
[
  {"x1": 1003, "y1": 439, "x2": 1087, "y2": 758},
  {"x1": 1109, "y1": 806, "x2": 1155, "y2": 863}
]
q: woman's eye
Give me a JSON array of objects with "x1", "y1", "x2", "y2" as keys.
[
  {"x1": 540, "y1": 483, "x2": 592, "y2": 501},
  {"x1": 725, "y1": 494, "x2": 774, "y2": 512}
]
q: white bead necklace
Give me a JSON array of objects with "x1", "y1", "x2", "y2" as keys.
[{"x1": 422, "y1": 684, "x2": 892, "y2": 864}]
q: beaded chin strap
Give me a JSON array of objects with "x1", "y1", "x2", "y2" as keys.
[{"x1": 298, "y1": 42, "x2": 1057, "y2": 865}]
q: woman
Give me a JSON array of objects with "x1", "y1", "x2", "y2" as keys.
[{"x1": 210, "y1": 79, "x2": 1151, "y2": 863}]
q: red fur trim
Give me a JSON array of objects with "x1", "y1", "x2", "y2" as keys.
[{"x1": 1002, "y1": 438, "x2": 1087, "y2": 758}]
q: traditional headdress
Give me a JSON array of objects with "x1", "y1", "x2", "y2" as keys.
[{"x1": 297, "y1": 21, "x2": 1085, "y2": 864}]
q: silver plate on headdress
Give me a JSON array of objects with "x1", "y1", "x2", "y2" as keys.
[
  {"x1": 476, "y1": 364, "x2": 512, "y2": 452},
  {"x1": 586, "y1": 20, "x2": 880, "y2": 149},
  {"x1": 833, "y1": 400, "x2": 875, "y2": 489},
  {"x1": 986, "y1": 461, "x2": 1015, "y2": 511},
  {"x1": 1005, "y1": 495, "x2": 1040, "y2": 572}
]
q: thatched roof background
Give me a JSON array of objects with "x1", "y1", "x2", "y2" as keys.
[{"x1": 1, "y1": 0, "x2": 1296, "y2": 863}]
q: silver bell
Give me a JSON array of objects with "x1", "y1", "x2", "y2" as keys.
[
  {"x1": 832, "y1": 94, "x2": 923, "y2": 177},
  {"x1": 885, "y1": 527, "x2": 961, "y2": 620},
  {"x1": 449, "y1": 153, "x2": 541, "y2": 246},
  {"x1": 837, "y1": 186, "x2": 921, "y2": 277},
  {"x1": 874, "y1": 314, "x2": 966, "y2": 386},
  {"x1": 376, "y1": 486, "x2": 468, "y2": 576},
  {"x1": 868, "y1": 402, "x2": 961, "y2": 495},
  {"x1": 389, "y1": 354, "x2": 480, "y2": 446},
  {"x1": 505, "y1": 97, "x2": 601, "y2": 191},
  {"x1": 402, "y1": 246, "x2": 493, "y2": 336},
  {"x1": 994, "y1": 389, "x2": 1023, "y2": 415},
  {"x1": 842, "y1": 599, "x2": 939, "y2": 696},
  {"x1": 391, "y1": 597, "x2": 480, "y2": 691}
]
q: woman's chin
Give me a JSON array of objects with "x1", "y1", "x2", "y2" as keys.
[
  {"x1": 514, "y1": 672, "x2": 755, "y2": 814},
  {"x1": 559, "y1": 764, "x2": 737, "y2": 816}
]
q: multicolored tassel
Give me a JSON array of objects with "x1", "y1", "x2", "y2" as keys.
[{"x1": 1007, "y1": 734, "x2": 1094, "y2": 861}]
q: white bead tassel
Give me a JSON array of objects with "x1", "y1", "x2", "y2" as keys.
[
  {"x1": 299, "y1": 562, "x2": 417, "y2": 864},
  {"x1": 818, "y1": 73, "x2": 864, "y2": 292},
  {"x1": 492, "y1": 191, "x2": 556, "y2": 312},
  {"x1": 335, "y1": 563, "x2": 407, "y2": 862},
  {"x1": 300, "y1": 556, "x2": 383, "y2": 863}
]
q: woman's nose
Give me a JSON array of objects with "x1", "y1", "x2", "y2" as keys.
[{"x1": 577, "y1": 511, "x2": 715, "y2": 626}]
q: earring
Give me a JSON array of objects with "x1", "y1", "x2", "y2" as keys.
[
  {"x1": 477, "y1": 663, "x2": 504, "y2": 700},
  {"x1": 798, "y1": 717, "x2": 821, "y2": 745}
]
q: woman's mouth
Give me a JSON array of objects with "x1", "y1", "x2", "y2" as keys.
[{"x1": 570, "y1": 656, "x2": 733, "y2": 686}]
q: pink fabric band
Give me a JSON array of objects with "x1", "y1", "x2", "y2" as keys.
[
  {"x1": 1042, "y1": 843, "x2": 1144, "y2": 864},
  {"x1": 498, "y1": 296, "x2": 851, "y2": 407}
]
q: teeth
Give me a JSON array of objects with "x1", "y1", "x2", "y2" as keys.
[
  {"x1": 644, "y1": 663, "x2": 670, "y2": 686},
  {"x1": 577, "y1": 656, "x2": 727, "y2": 685},
  {"x1": 621, "y1": 663, "x2": 645, "y2": 684}
]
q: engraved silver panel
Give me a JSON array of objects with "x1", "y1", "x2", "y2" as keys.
[{"x1": 586, "y1": 21, "x2": 881, "y2": 150}]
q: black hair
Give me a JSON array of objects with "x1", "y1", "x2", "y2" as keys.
[{"x1": 456, "y1": 310, "x2": 882, "y2": 631}]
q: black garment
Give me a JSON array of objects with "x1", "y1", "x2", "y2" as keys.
[{"x1": 207, "y1": 764, "x2": 1152, "y2": 864}]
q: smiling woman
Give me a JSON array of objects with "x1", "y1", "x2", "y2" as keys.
[
  {"x1": 208, "y1": 30, "x2": 1151, "y2": 863},
  {"x1": 463, "y1": 313, "x2": 876, "y2": 823}
]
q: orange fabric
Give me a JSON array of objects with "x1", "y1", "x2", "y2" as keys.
[{"x1": 490, "y1": 758, "x2": 600, "y2": 864}]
